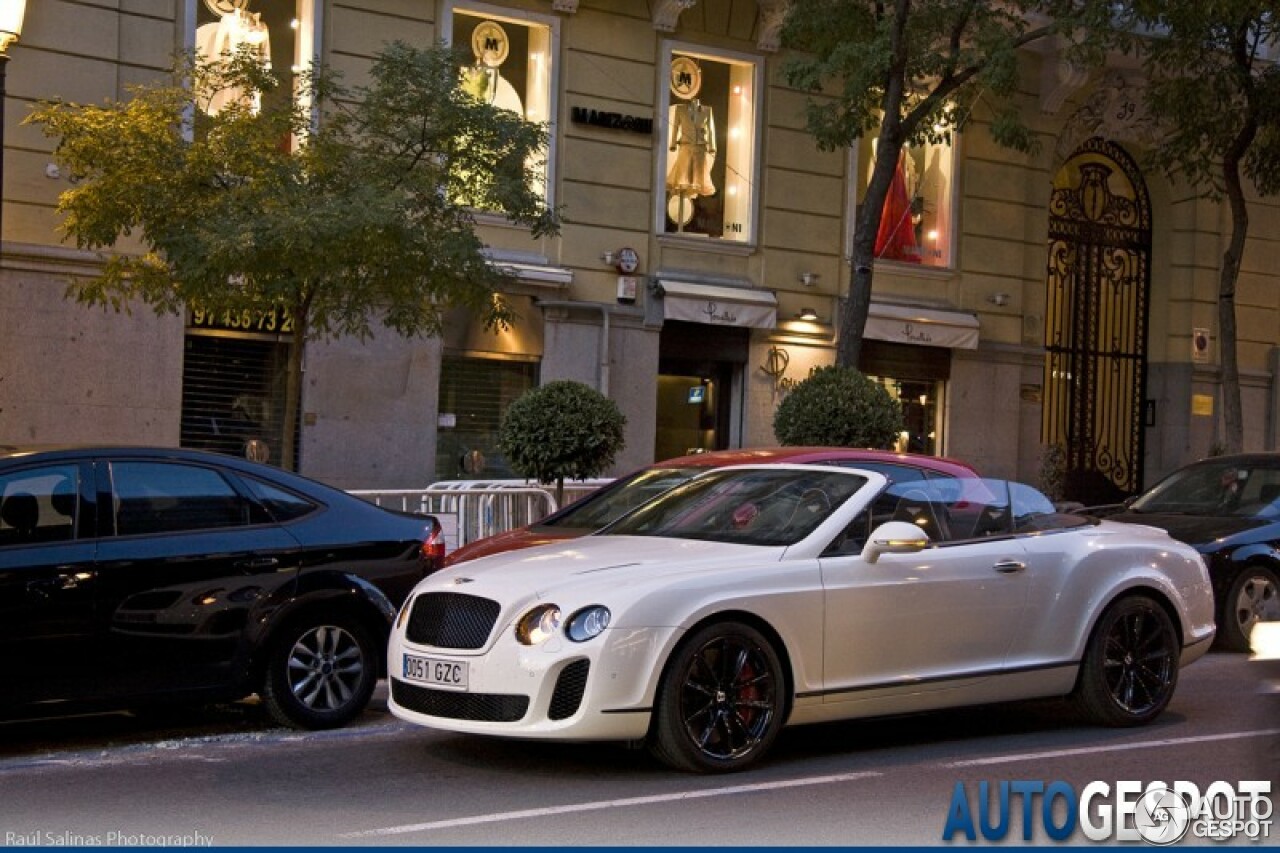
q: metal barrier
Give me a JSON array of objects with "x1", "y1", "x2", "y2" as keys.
[{"x1": 349, "y1": 479, "x2": 612, "y2": 551}]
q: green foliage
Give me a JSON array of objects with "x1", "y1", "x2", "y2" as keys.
[
  {"x1": 772, "y1": 366, "x2": 904, "y2": 449},
  {"x1": 778, "y1": 0, "x2": 1123, "y2": 367},
  {"x1": 498, "y1": 381, "x2": 627, "y2": 487},
  {"x1": 27, "y1": 43, "x2": 558, "y2": 335},
  {"x1": 1130, "y1": 1, "x2": 1280, "y2": 198},
  {"x1": 780, "y1": 0, "x2": 1122, "y2": 155},
  {"x1": 28, "y1": 42, "x2": 559, "y2": 468}
]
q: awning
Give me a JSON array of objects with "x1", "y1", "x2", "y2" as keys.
[
  {"x1": 657, "y1": 280, "x2": 777, "y2": 329},
  {"x1": 865, "y1": 302, "x2": 979, "y2": 350}
]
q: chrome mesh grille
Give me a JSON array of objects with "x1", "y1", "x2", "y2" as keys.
[
  {"x1": 405, "y1": 592, "x2": 500, "y2": 649},
  {"x1": 391, "y1": 679, "x2": 529, "y2": 723}
]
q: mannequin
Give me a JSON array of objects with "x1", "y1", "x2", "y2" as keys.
[
  {"x1": 195, "y1": 8, "x2": 272, "y2": 115},
  {"x1": 666, "y1": 98, "x2": 717, "y2": 198}
]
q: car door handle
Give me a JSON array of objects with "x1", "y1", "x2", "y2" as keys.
[
  {"x1": 993, "y1": 560, "x2": 1027, "y2": 574},
  {"x1": 236, "y1": 556, "x2": 280, "y2": 570}
]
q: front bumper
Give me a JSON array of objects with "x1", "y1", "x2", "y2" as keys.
[{"x1": 387, "y1": 624, "x2": 679, "y2": 742}]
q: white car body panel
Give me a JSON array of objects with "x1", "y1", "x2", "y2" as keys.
[{"x1": 388, "y1": 465, "x2": 1216, "y2": 748}]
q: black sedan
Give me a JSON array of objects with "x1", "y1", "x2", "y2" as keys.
[
  {"x1": 0, "y1": 446, "x2": 444, "y2": 728},
  {"x1": 1094, "y1": 453, "x2": 1280, "y2": 651}
]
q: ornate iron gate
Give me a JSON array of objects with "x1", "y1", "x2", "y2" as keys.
[{"x1": 1043, "y1": 137, "x2": 1151, "y2": 505}]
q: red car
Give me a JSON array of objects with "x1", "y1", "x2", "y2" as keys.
[{"x1": 445, "y1": 447, "x2": 977, "y2": 565}]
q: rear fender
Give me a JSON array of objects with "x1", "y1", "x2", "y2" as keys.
[{"x1": 248, "y1": 572, "x2": 397, "y2": 680}]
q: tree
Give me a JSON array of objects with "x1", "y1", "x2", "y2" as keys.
[
  {"x1": 28, "y1": 43, "x2": 558, "y2": 469},
  {"x1": 780, "y1": 0, "x2": 1121, "y2": 367},
  {"x1": 1125, "y1": 1, "x2": 1280, "y2": 454},
  {"x1": 498, "y1": 381, "x2": 627, "y2": 506},
  {"x1": 773, "y1": 366, "x2": 904, "y2": 448}
]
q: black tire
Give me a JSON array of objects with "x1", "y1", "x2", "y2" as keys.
[
  {"x1": 648, "y1": 621, "x2": 785, "y2": 773},
  {"x1": 1073, "y1": 595, "x2": 1179, "y2": 727},
  {"x1": 1218, "y1": 566, "x2": 1280, "y2": 652},
  {"x1": 261, "y1": 613, "x2": 378, "y2": 730}
]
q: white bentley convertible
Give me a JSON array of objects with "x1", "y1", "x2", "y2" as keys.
[{"x1": 388, "y1": 465, "x2": 1216, "y2": 772}]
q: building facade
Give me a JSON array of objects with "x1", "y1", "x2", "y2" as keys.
[{"x1": 4, "y1": 0, "x2": 1280, "y2": 499}]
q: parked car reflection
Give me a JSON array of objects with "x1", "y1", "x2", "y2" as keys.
[
  {"x1": 1089, "y1": 453, "x2": 1280, "y2": 650},
  {"x1": 0, "y1": 446, "x2": 445, "y2": 729}
]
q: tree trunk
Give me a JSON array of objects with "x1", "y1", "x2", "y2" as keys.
[
  {"x1": 837, "y1": 125, "x2": 905, "y2": 368},
  {"x1": 281, "y1": 305, "x2": 307, "y2": 472},
  {"x1": 1218, "y1": 123, "x2": 1255, "y2": 455}
]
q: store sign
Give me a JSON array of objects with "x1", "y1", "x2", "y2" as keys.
[
  {"x1": 189, "y1": 305, "x2": 295, "y2": 334},
  {"x1": 570, "y1": 105, "x2": 653, "y2": 134},
  {"x1": 663, "y1": 297, "x2": 775, "y2": 329},
  {"x1": 864, "y1": 304, "x2": 979, "y2": 350}
]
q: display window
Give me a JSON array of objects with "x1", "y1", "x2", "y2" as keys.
[
  {"x1": 193, "y1": 0, "x2": 316, "y2": 122},
  {"x1": 856, "y1": 137, "x2": 955, "y2": 267},
  {"x1": 657, "y1": 46, "x2": 760, "y2": 243},
  {"x1": 446, "y1": 5, "x2": 556, "y2": 204}
]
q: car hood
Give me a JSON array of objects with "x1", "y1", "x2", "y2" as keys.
[
  {"x1": 1107, "y1": 511, "x2": 1272, "y2": 549},
  {"x1": 422, "y1": 534, "x2": 782, "y2": 600},
  {"x1": 444, "y1": 526, "x2": 580, "y2": 566}
]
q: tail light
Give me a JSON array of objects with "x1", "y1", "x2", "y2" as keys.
[{"x1": 420, "y1": 521, "x2": 446, "y2": 571}]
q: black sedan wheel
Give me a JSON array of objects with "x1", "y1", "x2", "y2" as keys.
[
  {"x1": 649, "y1": 622, "x2": 784, "y2": 773},
  {"x1": 262, "y1": 615, "x2": 377, "y2": 729},
  {"x1": 1074, "y1": 595, "x2": 1178, "y2": 727},
  {"x1": 1220, "y1": 566, "x2": 1280, "y2": 652}
]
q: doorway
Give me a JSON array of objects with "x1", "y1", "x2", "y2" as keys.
[
  {"x1": 1042, "y1": 137, "x2": 1152, "y2": 505},
  {"x1": 655, "y1": 321, "x2": 747, "y2": 461}
]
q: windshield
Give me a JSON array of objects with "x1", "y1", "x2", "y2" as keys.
[
  {"x1": 1130, "y1": 460, "x2": 1280, "y2": 516},
  {"x1": 601, "y1": 468, "x2": 867, "y2": 546},
  {"x1": 538, "y1": 467, "x2": 698, "y2": 530}
]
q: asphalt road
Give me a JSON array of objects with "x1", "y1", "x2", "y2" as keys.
[{"x1": 0, "y1": 652, "x2": 1275, "y2": 847}]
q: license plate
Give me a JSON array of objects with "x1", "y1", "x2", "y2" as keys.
[{"x1": 402, "y1": 653, "x2": 468, "y2": 691}]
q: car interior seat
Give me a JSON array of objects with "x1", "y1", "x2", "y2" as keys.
[
  {"x1": 891, "y1": 489, "x2": 947, "y2": 542},
  {"x1": 0, "y1": 492, "x2": 40, "y2": 544}
]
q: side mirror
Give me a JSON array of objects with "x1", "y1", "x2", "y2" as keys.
[{"x1": 861, "y1": 521, "x2": 930, "y2": 564}]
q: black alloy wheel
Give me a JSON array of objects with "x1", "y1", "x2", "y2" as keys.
[
  {"x1": 262, "y1": 614, "x2": 378, "y2": 729},
  {"x1": 1220, "y1": 566, "x2": 1280, "y2": 652},
  {"x1": 1073, "y1": 595, "x2": 1179, "y2": 727},
  {"x1": 650, "y1": 621, "x2": 785, "y2": 773}
]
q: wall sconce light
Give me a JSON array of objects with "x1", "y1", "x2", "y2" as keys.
[
  {"x1": 600, "y1": 250, "x2": 616, "y2": 267},
  {"x1": 796, "y1": 307, "x2": 819, "y2": 322},
  {"x1": 987, "y1": 292, "x2": 1011, "y2": 307},
  {"x1": 800, "y1": 272, "x2": 819, "y2": 287}
]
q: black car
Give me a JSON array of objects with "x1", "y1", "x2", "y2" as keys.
[
  {"x1": 0, "y1": 446, "x2": 444, "y2": 728},
  {"x1": 1094, "y1": 453, "x2": 1280, "y2": 651}
]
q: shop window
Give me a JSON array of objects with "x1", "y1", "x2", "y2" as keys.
[
  {"x1": 860, "y1": 339, "x2": 951, "y2": 456},
  {"x1": 180, "y1": 332, "x2": 297, "y2": 469},
  {"x1": 194, "y1": 0, "x2": 316, "y2": 122},
  {"x1": 435, "y1": 355, "x2": 538, "y2": 480},
  {"x1": 658, "y1": 46, "x2": 760, "y2": 243},
  {"x1": 856, "y1": 137, "x2": 955, "y2": 267},
  {"x1": 447, "y1": 5, "x2": 555, "y2": 203}
]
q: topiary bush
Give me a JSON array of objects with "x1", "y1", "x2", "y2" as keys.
[
  {"x1": 498, "y1": 380, "x2": 627, "y2": 505},
  {"x1": 772, "y1": 365, "x2": 904, "y2": 449}
]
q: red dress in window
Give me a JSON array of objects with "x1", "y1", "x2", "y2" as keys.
[{"x1": 875, "y1": 154, "x2": 920, "y2": 263}]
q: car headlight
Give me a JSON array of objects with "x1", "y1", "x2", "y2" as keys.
[
  {"x1": 565, "y1": 606, "x2": 611, "y2": 643},
  {"x1": 515, "y1": 604, "x2": 561, "y2": 645}
]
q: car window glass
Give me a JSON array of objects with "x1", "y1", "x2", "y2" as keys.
[
  {"x1": 827, "y1": 461, "x2": 925, "y2": 482},
  {"x1": 1230, "y1": 466, "x2": 1280, "y2": 516},
  {"x1": 542, "y1": 467, "x2": 697, "y2": 529},
  {"x1": 603, "y1": 469, "x2": 867, "y2": 546},
  {"x1": 1010, "y1": 482, "x2": 1090, "y2": 532},
  {"x1": 242, "y1": 475, "x2": 318, "y2": 522},
  {"x1": 1131, "y1": 460, "x2": 1254, "y2": 515},
  {"x1": 111, "y1": 462, "x2": 252, "y2": 536},
  {"x1": 0, "y1": 465, "x2": 79, "y2": 546}
]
